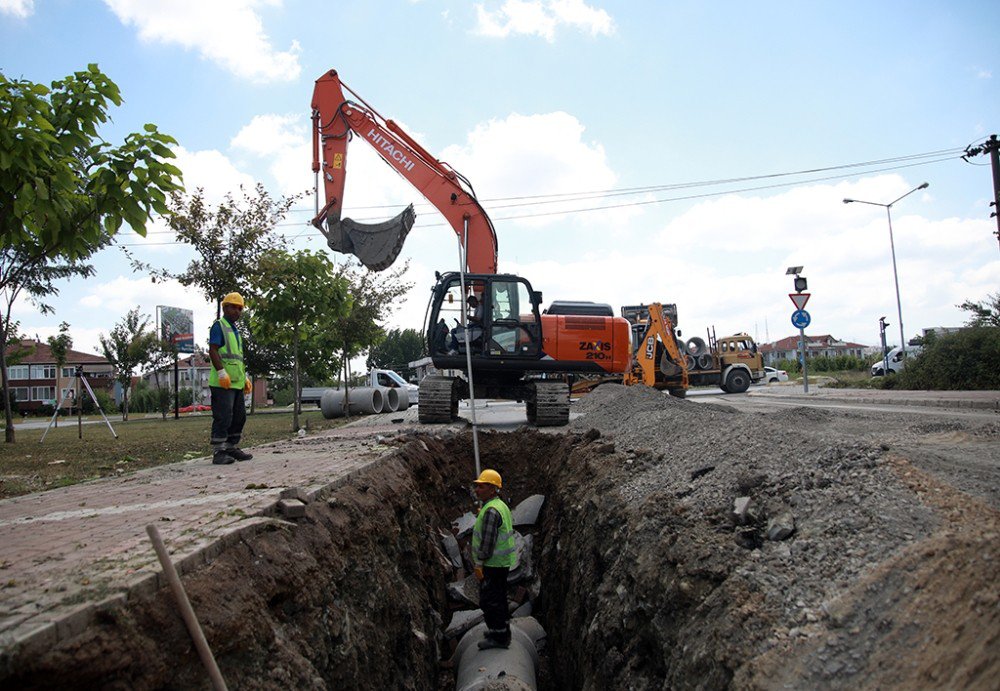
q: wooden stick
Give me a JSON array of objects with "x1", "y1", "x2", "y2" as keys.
[{"x1": 146, "y1": 524, "x2": 228, "y2": 691}]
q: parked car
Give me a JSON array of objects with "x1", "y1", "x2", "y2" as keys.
[
  {"x1": 174, "y1": 404, "x2": 211, "y2": 413},
  {"x1": 763, "y1": 366, "x2": 789, "y2": 383}
]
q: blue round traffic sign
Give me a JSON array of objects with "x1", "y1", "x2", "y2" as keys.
[{"x1": 791, "y1": 309, "x2": 811, "y2": 329}]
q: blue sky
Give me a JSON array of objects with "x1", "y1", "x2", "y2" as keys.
[{"x1": 2, "y1": 0, "x2": 998, "y2": 360}]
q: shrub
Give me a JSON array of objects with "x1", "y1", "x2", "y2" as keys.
[
  {"x1": 774, "y1": 354, "x2": 869, "y2": 374},
  {"x1": 81, "y1": 389, "x2": 116, "y2": 414},
  {"x1": 896, "y1": 327, "x2": 1000, "y2": 390}
]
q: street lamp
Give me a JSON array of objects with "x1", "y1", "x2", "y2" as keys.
[{"x1": 843, "y1": 182, "x2": 929, "y2": 361}]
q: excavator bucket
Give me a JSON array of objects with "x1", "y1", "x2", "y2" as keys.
[
  {"x1": 325, "y1": 204, "x2": 416, "y2": 271},
  {"x1": 659, "y1": 346, "x2": 684, "y2": 377}
]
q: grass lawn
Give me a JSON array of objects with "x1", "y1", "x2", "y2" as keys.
[
  {"x1": 809, "y1": 369, "x2": 876, "y2": 388},
  {"x1": 0, "y1": 409, "x2": 348, "y2": 500}
]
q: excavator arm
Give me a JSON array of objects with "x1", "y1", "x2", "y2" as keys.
[{"x1": 311, "y1": 69, "x2": 498, "y2": 274}]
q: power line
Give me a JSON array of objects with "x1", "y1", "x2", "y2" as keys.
[
  {"x1": 283, "y1": 145, "x2": 964, "y2": 212},
  {"x1": 114, "y1": 149, "x2": 962, "y2": 246}
]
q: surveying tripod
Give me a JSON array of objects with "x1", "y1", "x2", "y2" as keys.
[{"x1": 40, "y1": 365, "x2": 118, "y2": 442}]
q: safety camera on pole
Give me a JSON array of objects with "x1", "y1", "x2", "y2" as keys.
[
  {"x1": 878, "y1": 317, "x2": 890, "y2": 376},
  {"x1": 786, "y1": 266, "x2": 811, "y2": 393}
]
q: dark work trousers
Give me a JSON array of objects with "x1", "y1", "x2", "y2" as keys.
[
  {"x1": 210, "y1": 386, "x2": 246, "y2": 450},
  {"x1": 480, "y1": 566, "x2": 511, "y2": 639}
]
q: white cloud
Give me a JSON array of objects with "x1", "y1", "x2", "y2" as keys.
[
  {"x1": 174, "y1": 146, "x2": 258, "y2": 199},
  {"x1": 103, "y1": 0, "x2": 301, "y2": 83},
  {"x1": 0, "y1": 0, "x2": 33, "y2": 18},
  {"x1": 76, "y1": 276, "x2": 217, "y2": 349},
  {"x1": 230, "y1": 113, "x2": 311, "y2": 199},
  {"x1": 438, "y1": 111, "x2": 630, "y2": 230},
  {"x1": 123, "y1": 145, "x2": 258, "y2": 252},
  {"x1": 474, "y1": 0, "x2": 614, "y2": 42},
  {"x1": 976, "y1": 68, "x2": 992, "y2": 79}
]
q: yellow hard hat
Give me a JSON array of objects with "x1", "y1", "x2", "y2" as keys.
[
  {"x1": 222, "y1": 292, "x2": 245, "y2": 308},
  {"x1": 474, "y1": 469, "x2": 502, "y2": 488}
]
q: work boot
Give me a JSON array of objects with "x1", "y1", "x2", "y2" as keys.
[
  {"x1": 227, "y1": 447, "x2": 253, "y2": 462},
  {"x1": 212, "y1": 449, "x2": 234, "y2": 465}
]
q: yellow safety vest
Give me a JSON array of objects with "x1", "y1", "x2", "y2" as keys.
[
  {"x1": 208, "y1": 318, "x2": 246, "y2": 389},
  {"x1": 472, "y1": 497, "x2": 518, "y2": 568}
]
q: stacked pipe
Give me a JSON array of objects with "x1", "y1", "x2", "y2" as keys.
[
  {"x1": 440, "y1": 495, "x2": 548, "y2": 689},
  {"x1": 319, "y1": 386, "x2": 411, "y2": 419}
]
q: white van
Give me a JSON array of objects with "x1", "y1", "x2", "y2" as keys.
[{"x1": 871, "y1": 346, "x2": 922, "y2": 376}]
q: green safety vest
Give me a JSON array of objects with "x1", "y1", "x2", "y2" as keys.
[
  {"x1": 208, "y1": 318, "x2": 246, "y2": 389},
  {"x1": 472, "y1": 497, "x2": 518, "y2": 569}
]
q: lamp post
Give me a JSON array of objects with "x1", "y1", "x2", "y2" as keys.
[{"x1": 843, "y1": 182, "x2": 928, "y2": 361}]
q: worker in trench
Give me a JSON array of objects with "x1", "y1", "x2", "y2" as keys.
[
  {"x1": 471, "y1": 469, "x2": 518, "y2": 650},
  {"x1": 208, "y1": 292, "x2": 254, "y2": 465}
]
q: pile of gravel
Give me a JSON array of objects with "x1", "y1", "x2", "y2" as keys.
[{"x1": 568, "y1": 385, "x2": 940, "y2": 631}]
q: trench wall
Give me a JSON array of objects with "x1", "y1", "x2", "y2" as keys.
[{"x1": 5, "y1": 428, "x2": 748, "y2": 690}]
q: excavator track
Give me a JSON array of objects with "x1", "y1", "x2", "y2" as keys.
[
  {"x1": 529, "y1": 381, "x2": 570, "y2": 427},
  {"x1": 418, "y1": 375, "x2": 458, "y2": 424}
]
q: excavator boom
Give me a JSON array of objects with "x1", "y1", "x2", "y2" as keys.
[{"x1": 311, "y1": 69, "x2": 498, "y2": 273}]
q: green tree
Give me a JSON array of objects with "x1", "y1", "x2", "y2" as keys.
[
  {"x1": 1, "y1": 247, "x2": 92, "y2": 441},
  {"x1": 251, "y1": 250, "x2": 352, "y2": 431},
  {"x1": 958, "y1": 292, "x2": 1000, "y2": 328},
  {"x1": 146, "y1": 337, "x2": 178, "y2": 420},
  {"x1": 242, "y1": 316, "x2": 291, "y2": 414},
  {"x1": 0, "y1": 65, "x2": 182, "y2": 255},
  {"x1": 331, "y1": 262, "x2": 413, "y2": 406},
  {"x1": 897, "y1": 327, "x2": 1000, "y2": 390},
  {"x1": 46, "y1": 321, "x2": 72, "y2": 425},
  {"x1": 99, "y1": 308, "x2": 158, "y2": 421},
  {"x1": 0, "y1": 65, "x2": 181, "y2": 441},
  {"x1": 366, "y1": 327, "x2": 424, "y2": 374},
  {"x1": 142, "y1": 184, "x2": 298, "y2": 319}
]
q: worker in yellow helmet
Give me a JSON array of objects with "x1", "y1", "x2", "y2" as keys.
[
  {"x1": 208, "y1": 292, "x2": 254, "y2": 465},
  {"x1": 471, "y1": 468, "x2": 518, "y2": 650}
]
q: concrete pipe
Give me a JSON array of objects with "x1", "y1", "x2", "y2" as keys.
[
  {"x1": 455, "y1": 617, "x2": 546, "y2": 691},
  {"x1": 697, "y1": 353, "x2": 714, "y2": 370},
  {"x1": 684, "y1": 354, "x2": 696, "y2": 371},
  {"x1": 320, "y1": 387, "x2": 385, "y2": 418},
  {"x1": 348, "y1": 386, "x2": 384, "y2": 414},
  {"x1": 378, "y1": 386, "x2": 400, "y2": 412},
  {"x1": 395, "y1": 387, "x2": 410, "y2": 411},
  {"x1": 686, "y1": 336, "x2": 707, "y2": 357},
  {"x1": 320, "y1": 389, "x2": 347, "y2": 419}
]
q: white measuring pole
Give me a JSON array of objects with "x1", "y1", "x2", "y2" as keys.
[{"x1": 457, "y1": 222, "x2": 481, "y2": 476}]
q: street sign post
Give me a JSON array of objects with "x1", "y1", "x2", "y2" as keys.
[{"x1": 789, "y1": 283, "x2": 811, "y2": 394}]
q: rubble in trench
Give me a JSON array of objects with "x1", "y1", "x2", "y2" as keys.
[{"x1": 4, "y1": 383, "x2": 998, "y2": 689}]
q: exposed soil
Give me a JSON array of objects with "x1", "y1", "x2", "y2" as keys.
[{"x1": 3, "y1": 386, "x2": 998, "y2": 689}]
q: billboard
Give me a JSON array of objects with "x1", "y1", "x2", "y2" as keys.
[{"x1": 157, "y1": 305, "x2": 195, "y2": 354}]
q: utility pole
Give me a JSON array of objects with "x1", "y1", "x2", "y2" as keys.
[{"x1": 963, "y1": 134, "x2": 1000, "y2": 254}]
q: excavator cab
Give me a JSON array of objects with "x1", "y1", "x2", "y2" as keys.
[{"x1": 427, "y1": 272, "x2": 543, "y2": 370}]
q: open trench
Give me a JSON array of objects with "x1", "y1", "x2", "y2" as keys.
[{"x1": 5, "y1": 428, "x2": 758, "y2": 690}]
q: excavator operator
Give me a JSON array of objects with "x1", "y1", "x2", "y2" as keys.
[{"x1": 449, "y1": 295, "x2": 484, "y2": 353}]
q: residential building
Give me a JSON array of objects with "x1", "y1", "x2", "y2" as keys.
[
  {"x1": 760, "y1": 334, "x2": 868, "y2": 365},
  {"x1": 3, "y1": 339, "x2": 115, "y2": 413}
]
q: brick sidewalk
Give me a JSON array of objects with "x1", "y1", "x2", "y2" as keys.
[{"x1": 0, "y1": 423, "x2": 408, "y2": 661}]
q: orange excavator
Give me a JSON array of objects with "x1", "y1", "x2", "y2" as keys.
[{"x1": 310, "y1": 69, "x2": 632, "y2": 425}]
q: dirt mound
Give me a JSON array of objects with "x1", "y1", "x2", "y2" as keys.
[{"x1": 549, "y1": 390, "x2": 999, "y2": 689}]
